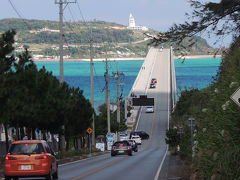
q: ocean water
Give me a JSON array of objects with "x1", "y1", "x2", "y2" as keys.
[{"x1": 35, "y1": 58, "x2": 221, "y2": 110}]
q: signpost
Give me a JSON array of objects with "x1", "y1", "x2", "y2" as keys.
[
  {"x1": 87, "y1": 128, "x2": 93, "y2": 135},
  {"x1": 230, "y1": 86, "x2": 240, "y2": 107},
  {"x1": 106, "y1": 133, "x2": 115, "y2": 150},
  {"x1": 86, "y1": 128, "x2": 93, "y2": 153}
]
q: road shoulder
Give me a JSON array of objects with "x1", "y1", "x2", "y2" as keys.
[{"x1": 158, "y1": 151, "x2": 192, "y2": 180}]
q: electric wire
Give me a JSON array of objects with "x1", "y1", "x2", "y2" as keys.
[
  {"x1": 64, "y1": 4, "x2": 104, "y2": 94},
  {"x1": 8, "y1": 0, "x2": 32, "y2": 30}
]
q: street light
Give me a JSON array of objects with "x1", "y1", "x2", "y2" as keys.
[{"x1": 188, "y1": 117, "x2": 196, "y2": 161}]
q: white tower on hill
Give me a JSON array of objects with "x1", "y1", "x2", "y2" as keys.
[
  {"x1": 127, "y1": 13, "x2": 148, "y2": 31},
  {"x1": 129, "y1": 13, "x2": 136, "y2": 28}
]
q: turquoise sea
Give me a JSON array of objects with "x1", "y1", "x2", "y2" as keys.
[{"x1": 35, "y1": 58, "x2": 221, "y2": 110}]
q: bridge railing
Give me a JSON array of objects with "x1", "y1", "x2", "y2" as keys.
[{"x1": 170, "y1": 46, "x2": 177, "y2": 111}]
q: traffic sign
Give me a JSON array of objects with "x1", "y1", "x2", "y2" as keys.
[
  {"x1": 86, "y1": 128, "x2": 93, "y2": 134},
  {"x1": 230, "y1": 86, "x2": 240, "y2": 107}
]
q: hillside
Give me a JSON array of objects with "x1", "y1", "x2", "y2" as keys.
[
  {"x1": 169, "y1": 37, "x2": 240, "y2": 179},
  {"x1": 0, "y1": 18, "x2": 215, "y2": 59}
]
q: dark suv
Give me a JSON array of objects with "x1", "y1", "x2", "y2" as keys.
[{"x1": 130, "y1": 131, "x2": 149, "y2": 140}]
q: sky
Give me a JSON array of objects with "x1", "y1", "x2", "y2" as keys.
[{"x1": 0, "y1": 0, "x2": 231, "y2": 48}]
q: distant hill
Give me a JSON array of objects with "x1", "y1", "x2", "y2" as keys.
[{"x1": 0, "y1": 18, "x2": 215, "y2": 59}]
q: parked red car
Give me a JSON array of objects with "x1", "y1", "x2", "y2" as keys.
[{"x1": 4, "y1": 140, "x2": 58, "y2": 180}]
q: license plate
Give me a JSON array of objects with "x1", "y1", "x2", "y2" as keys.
[
  {"x1": 21, "y1": 165, "x2": 31, "y2": 170},
  {"x1": 119, "y1": 150, "x2": 124, "y2": 153}
]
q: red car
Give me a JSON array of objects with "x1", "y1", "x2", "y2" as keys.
[
  {"x1": 151, "y1": 78, "x2": 157, "y2": 83},
  {"x1": 4, "y1": 140, "x2": 58, "y2": 180}
]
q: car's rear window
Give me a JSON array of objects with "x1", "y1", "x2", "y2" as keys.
[
  {"x1": 132, "y1": 136, "x2": 139, "y2": 139},
  {"x1": 9, "y1": 143, "x2": 45, "y2": 155},
  {"x1": 114, "y1": 141, "x2": 129, "y2": 146}
]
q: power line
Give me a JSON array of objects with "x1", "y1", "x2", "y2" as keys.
[
  {"x1": 67, "y1": 6, "x2": 76, "y2": 22},
  {"x1": 8, "y1": 0, "x2": 31, "y2": 30},
  {"x1": 8, "y1": 0, "x2": 23, "y2": 19}
]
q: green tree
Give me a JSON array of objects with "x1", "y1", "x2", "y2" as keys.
[
  {"x1": 151, "y1": 0, "x2": 240, "y2": 47},
  {"x1": 0, "y1": 30, "x2": 17, "y2": 151},
  {"x1": 64, "y1": 87, "x2": 93, "y2": 151}
]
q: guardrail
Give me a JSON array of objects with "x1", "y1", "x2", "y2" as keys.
[{"x1": 170, "y1": 46, "x2": 177, "y2": 111}]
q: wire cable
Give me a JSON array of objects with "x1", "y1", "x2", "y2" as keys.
[{"x1": 8, "y1": 0, "x2": 31, "y2": 29}]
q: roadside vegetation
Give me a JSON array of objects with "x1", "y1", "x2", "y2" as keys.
[
  {"x1": 0, "y1": 30, "x2": 126, "y2": 156},
  {"x1": 163, "y1": 0, "x2": 240, "y2": 179}
]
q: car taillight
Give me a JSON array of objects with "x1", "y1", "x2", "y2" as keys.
[
  {"x1": 35, "y1": 155, "x2": 48, "y2": 160},
  {"x1": 127, "y1": 146, "x2": 130, "y2": 150},
  {"x1": 133, "y1": 142, "x2": 135, "y2": 145},
  {"x1": 112, "y1": 147, "x2": 116, "y2": 150},
  {"x1": 5, "y1": 156, "x2": 17, "y2": 160}
]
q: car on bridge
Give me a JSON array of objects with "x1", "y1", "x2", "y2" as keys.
[
  {"x1": 145, "y1": 106, "x2": 154, "y2": 113},
  {"x1": 151, "y1": 78, "x2": 157, "y2": 84},
  {"x1": 119, "y1": 134, "x2": 128, "y2": 141},
  {"x1": 130, "y1": 130, "x2": 149, "y2": 140},
  {"x1": 131, "y1": 135, "x2": 142, "y2": 145},
  {"x1": 149, "y1": 82, "x2": 156, "y2": 88},
  {"x1": 4, "y1": 140, "x2": 58, "y2": 180},
  {"x1": 111, "y1": 141, "x2": 133, "y2": 156}
]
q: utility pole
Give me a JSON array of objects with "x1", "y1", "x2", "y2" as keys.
[
  {"x1": 117, "y1": 65, "x2": 120, "y2": 124},
  {"x1": 113, "y1": 64, "x2": 124, "y2": 123},
  {"x1": 90, "y1": 28, "x2": 95, "y2": 146},
  {"x1": 188, "y1": 117, "x2": 196, "y2": 161},
  {"x1": 104, "y1": 53, "x2": 111, "y2": 134},
  {"x1": 55, "y1": 0, "x2": 76, "y2": 151},
  {"x1": 55, "y1": 0, "x2": 76, "y2": 82}
]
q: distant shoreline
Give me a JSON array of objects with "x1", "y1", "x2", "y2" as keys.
[
  {"x1": 175, "y1": 54, "x2": 222, "y2": 59},
  {"x1": 33, "y1": 57, "x2": 145, "y2": 62},
  {"x1": 33, "y1": 55, "x2": 221, "y2": 62}
]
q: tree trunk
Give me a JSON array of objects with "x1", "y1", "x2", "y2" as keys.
[
  {"x1": 4, "y1": 123, "x2": 9, "y2": 153},
  {"x1": 51, "y1": 133, "x2": 58, "y2": 152},
  {"x1": 16, "y1": 126, "x2": 20, "y2": 140},
  {"x1": 42, "y1": 130, "x2": 46, "y2": 140},
  {"x1": 20, "y1": 127, "x2": 24, "y2": 140},
  {"x1": 32, "y1": 128, "x2": 36, "y2": 139},
  {"x1": 27, "y1": 128, "x2": 31, "y2": 140},
  {"x1": 77, "y1": 137, "x2": 81, "y2": 150},
  {"x1": 73, "y1": 138, "x2": 77, "y2": 150},
  {"x1": 65, "y1": 135, "x2": 69, "y2": 151}
]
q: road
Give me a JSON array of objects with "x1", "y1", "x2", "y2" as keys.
[{"x1": 16, "y1": 48, "x2": 171, "y2": 180}]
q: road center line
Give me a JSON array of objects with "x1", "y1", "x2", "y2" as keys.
[{"x1": 71, "y1": 156, "x2": 129, "y2": 180}]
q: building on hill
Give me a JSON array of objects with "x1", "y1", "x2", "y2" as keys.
[{"x1": 127, "y1": 13, "x2": 148, "y2": 31}]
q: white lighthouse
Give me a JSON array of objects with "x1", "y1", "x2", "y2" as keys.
[
  {"x1": 127, "y1": 13, "x2": 148, "y2": 31},
  {"x1": 129, "y1": 13, "x2": 136, "y2": 28}
]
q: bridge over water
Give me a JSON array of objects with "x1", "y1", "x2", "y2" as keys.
[
  {"x1": 126, "y1": 47, "x2": 177, "y2": 132},
  {"x1": 57, "y1": 47, "x2": 178, "y2": 180}
]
